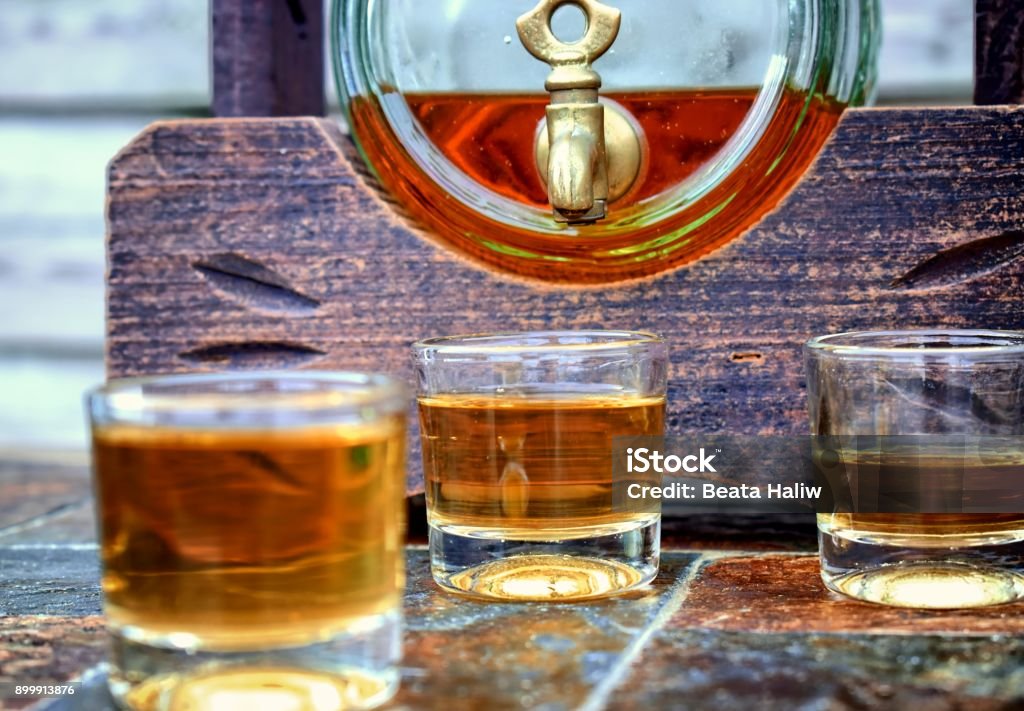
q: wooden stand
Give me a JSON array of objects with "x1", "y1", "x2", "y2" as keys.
[{"x1": 106, "y1": 1, "x2": 1024, "y2": 494}]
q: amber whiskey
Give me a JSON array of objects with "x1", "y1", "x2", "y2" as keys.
[
  {"x1": 351, "y1": 88, "x2": 843, "y2": 282},
  {"x1": 92, "y1": 419, "x2": 406, "y2": 651},
  {"x1": 818, "y1": 447, "x2": 1024, "y2": 544},
  {"x1": 419, "y1": 393, "x2": 664, "y2": 540}
]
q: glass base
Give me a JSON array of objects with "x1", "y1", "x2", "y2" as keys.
[
  {"x1": 107, "y1": 611, "x2": 400, "y2": 711},
  {"x1": 820, "y1": 532, "x2": 1024, "y2": 608},
  {"x1": 429, "y1": 516, "x2": 660, "y2": 602}
]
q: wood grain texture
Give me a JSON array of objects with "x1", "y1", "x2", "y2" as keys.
[
  {"x1": 193, "y1": 253, "x2": 323, "y2": 314},
  {"x1": 892, "y1": 229, "x2": 1024, "y2": 289},
  {"x1": 211, "y1": 0, "x2": 325, "y2": 117},
  {"x1": 106, "y1": 108, "x2": 1024, "y2": 495},
  {"x1": 975, "y1": 0, "x2": 1024, "y2": 105}
]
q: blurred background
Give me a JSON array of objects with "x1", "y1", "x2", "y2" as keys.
[{"x1": 0, "y1": 0, "x2": 973, "y2": 452}]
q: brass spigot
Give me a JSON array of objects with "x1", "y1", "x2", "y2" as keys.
[{"x1": 517, "y1": 0, "x2": 641, "y2": 225}]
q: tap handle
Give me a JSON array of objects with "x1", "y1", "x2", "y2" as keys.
[
  {"x1": 516, "y1": 0, "x2": 621, "y2": 91},
  {"x1": 517, "y1": 1, "x2": 625, "y2": 224}
]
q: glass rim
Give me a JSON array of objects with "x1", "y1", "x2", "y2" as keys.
[
  {"x1": 412, "y1": 330, "x2": 665, "y2": 356},
  {"x1": 87, "y1": 371, "x2": 408, "y2": 418},
  {"x1": 805, "y1": 329, "x2": 1024, "y2": 359}
]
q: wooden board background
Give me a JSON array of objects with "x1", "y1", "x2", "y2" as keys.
[
  {"x1": 212, "y1": 0, "x2": 325, "y2": 117},
  {"x1": 106, "y1": 107, "x2": 1024, "y2": 493},
  {"x1": 975, "y1": 0, "x2": 1024, "y2": 104},
  {"x1": 0, "y1": 0, "x2": 977, "y2": 450}
]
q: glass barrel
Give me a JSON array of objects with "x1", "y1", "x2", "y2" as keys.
[{"x1": 333, "y1": 0, "x2": 880, "y2": 282}]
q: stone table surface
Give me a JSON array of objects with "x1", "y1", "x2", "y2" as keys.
[{"x1": 2, "y1": 451, "x2": 1023, "y2": 711}]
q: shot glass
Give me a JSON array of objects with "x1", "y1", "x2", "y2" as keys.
[
  {"x1": 413, "y1": 331, "x2": 668, "y2": 602},
  {"x1": 87, "y1": 372, "x2": 407, "y2": 710},
  {"x1": 806, "y1": 330, "x2": 1024, "y2": 608}
]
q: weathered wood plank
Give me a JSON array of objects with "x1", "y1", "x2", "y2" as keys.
[
  {"x1": 105, "y1": 108, "x2": 1024, "y2": 494},
  {"x1": 211, "y1": 0, "x2": 325, "y2": 117},
  {"x1": 975, "y1": 0, "x2": 1024, "y2": 105}
]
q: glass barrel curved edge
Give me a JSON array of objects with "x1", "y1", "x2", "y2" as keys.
[{"x1": 330, "y1": 0, "x2": 881, "y2": 283}]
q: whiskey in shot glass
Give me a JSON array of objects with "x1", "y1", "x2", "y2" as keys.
[
  {"x1": 88, "y1": 372, "x2": 407, "y2": 710},
  {"x1": 414, "y1": 331, "x2": 668, "y2": 602},
  {"x1": 806, "y1": 331, "x2": 1024, "y2": 608}
]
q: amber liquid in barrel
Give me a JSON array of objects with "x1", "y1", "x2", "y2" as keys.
[
  {"x1": 350, "y1": 88, "x2": 844, "y2": 281},
  {"x1": 92, "y1": 420, "x2": 405, "y2": 651},
  {"x1": 419, "y1": 394, "x2": 664, "y2": 539}
]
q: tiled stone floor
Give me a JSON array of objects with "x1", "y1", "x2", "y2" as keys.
[{"x1": 2, "y1": 453, "x2": 1023, "y2": 710}]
